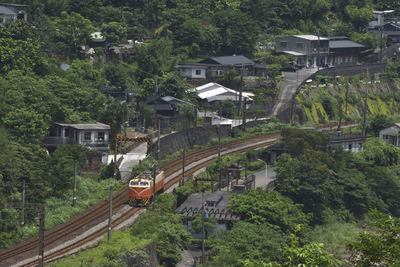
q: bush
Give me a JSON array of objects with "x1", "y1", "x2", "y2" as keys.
[{"x1": 247, "y1": 160, "x2": 265, "y2": 171}]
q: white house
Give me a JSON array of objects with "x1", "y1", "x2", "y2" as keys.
[{"x1": 43, "y1": 122, "x2": 111, "y2": 162}]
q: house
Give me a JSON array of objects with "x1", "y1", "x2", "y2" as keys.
[
  {"x1": 328, "y1": 133, "x2": 368, "y2": 152},
  {"x1": 370, "y1": 22, "x2": 400, "y2": 45},
  {"x1": 43, "y1": 122, "x2": 111, "y2": 160},
  {"x1": 328, "y1": 36, "x2": 365, "y2": 66},
  {"x1": 146, "y1": 95, "x2": 194, "y2": 117},
  {"x1": 268, "y1": 132, "x2": 368, "y2": 162},
  {"x1": 192, "y1": 82, "x2": 254, "y2": 103},
  {"x1": 0, "y1": 3, "x2": 27, "y2": 23},
  {"x1": 178, "y1": 55, "x2": 268, "y2": 79},
  {"x1": 369, "y1": 10, "x2": 395, "y2": 28},
  {"x1": 379, "y1": 123, "x2": 400, "y2": 146},
  {"x1": 176, "y1": 191, "x2": 240, "y2": 236},
  {"x1": 275, "y1": 35, "x2": 330, "y2": 67},
  {"x1": 89, "y1": 31, "x2": 106, "y2": 48}
]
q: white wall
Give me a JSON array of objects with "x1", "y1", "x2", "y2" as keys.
[{"x1": 191, "y1": 68, "x2": 206, "y2": 79}]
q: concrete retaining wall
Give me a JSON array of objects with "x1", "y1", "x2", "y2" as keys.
[{"x1": 153, "y1": 125, "x2": 230, "y2": 159}]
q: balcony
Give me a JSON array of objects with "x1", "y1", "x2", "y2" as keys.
[
  {"x1": 310, "y1": 48, "x2": 329, "y2": 54},
  {"x1": 42, "y1": 136, "x2": 74, "y2": 146}
]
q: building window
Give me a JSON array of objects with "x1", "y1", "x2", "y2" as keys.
[
  {"x1": 195, "y1": 69, "x2": 202, "y2": 75},
  {"x1": 97, "y1": 132, "x2": 105, "y2": 141},
  {"x1": 296, "y1": 42, "x2": 304, "y2": 49},
  {"x1": 84, "y1": 131, "x2": 91, "y2": 141},
  {"x1": 280, "y1": 41, "x2": 287, "y2": 48},
  {"x1": 348, "y1": 144, "x2": 352, "y2": 150}
]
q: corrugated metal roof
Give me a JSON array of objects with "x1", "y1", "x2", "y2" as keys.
[
  {"x1": 194, "y1": 82, "x2": 253, "y2": 102},
  {"x1": 294, "y1": 35, "x2": 329, "y2": 41}
]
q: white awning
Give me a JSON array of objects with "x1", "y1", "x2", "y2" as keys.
[{"x1": 281, "y1": 51, "x2": 306, "y2": 56}]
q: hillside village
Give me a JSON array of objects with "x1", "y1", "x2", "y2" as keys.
[{"x1": 1, "y1": 1, "x2": 400, "y2": 266}]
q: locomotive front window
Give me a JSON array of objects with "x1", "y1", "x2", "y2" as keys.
[
  {"x1": 130, "y1": 181, "x2": 139, "y2": 186},
  {"x1": 140, "y1": 181, "x2": 149, "y2": 186}
]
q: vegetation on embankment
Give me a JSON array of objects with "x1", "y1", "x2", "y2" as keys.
[
  {"x1": 50, "y1": 193, "x2": 190, "y2": 267},
  {"x1": 295, "y1": 72, "x2": 400, "y2": 124}
]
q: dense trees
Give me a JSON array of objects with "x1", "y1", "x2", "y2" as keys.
[{"x1": 275, "y1": 129, "x2": 400, "y2": 223}]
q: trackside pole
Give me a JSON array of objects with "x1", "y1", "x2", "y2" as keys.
[
  {"x1": 38, "y1": 204, "x2": 45, "y2": 267},
  {"x1": 108, "y1": 186, "x2": 112, "y2": 242}
]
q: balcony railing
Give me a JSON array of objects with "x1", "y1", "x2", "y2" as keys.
[{"x1": 42, "y1": 136, "x2": 74, "y2": 145}]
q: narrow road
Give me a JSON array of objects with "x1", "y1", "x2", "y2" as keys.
[{"x1": 272, "y1": 68, "x2": 317, "y2": 116}]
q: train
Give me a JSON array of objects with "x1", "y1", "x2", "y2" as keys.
[{"x1": 128, "y1": 169, "x2": 165, "y2": 206}]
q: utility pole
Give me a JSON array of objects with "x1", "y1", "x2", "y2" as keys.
[
  {"x1": 157, "y1": 119, "x2": 161, "y2": 160},
  {"x1": 182, "y1": 147, "x2": 185, "y2": 185},
  {"x1": 380, "y1": 25, "x2": 383, "y2": 63},
  {"x1": 154, "y1": 76, "x2": 159, "y2": 95},
  {"x1": 317, "y1": 30, "x2": 321, "y2": 71},
  {"x1": 21, "y1": 179, "x2": 25, "y2": 228},
  {"x1": 337, "y1": 77, "x2": 343, "y2": 132},
  {"x1": 38, "y1": 204, "x2": 45, "y2": 267},
  {"x1": 218, "y1": 126, "x2": 221, "y2": 158},
  {"x1": 201, "y1": 193, "x2": 206, "y2": 264},
  {"x1": 192, "y1": 105, "x2": 197, "y2": 146},
  {"x1": 238, "y1": 65, "x2": 243, "y2": 116},
  {"x1": 108, "y1": 186, "x2": 112, "y2": 242},
  {"x1": 345, "y1": 79, "x2": 349, "y2": 114},
  {"x1": 362, "y1": 71, "x2": 370, "y2": 136},
  {"x1": 152, "y1": 165, "x2": 156, "y2": 209},
  {"x1": 227, "y1": 173, "x2": 231, "y2": 191},
  {"x1": 73, "y1": 159, "x2": 77, "y2": 207},
  {"x1": 114, "y1": 141, "x2": 118, "y2": 176},
  {"x1": 242, "y1": 100, "x2": 246, "y2": 132}
]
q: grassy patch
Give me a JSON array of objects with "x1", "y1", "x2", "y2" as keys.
[
  {"x1": 49, "y1": 230, "x2": 152, "y2": 267},
  {"x1": 310, "y1": 221, "x2": 363, "y2": 259},
  {"x1": 22, "y1": 177, "x2": 124, "y2": 240}
]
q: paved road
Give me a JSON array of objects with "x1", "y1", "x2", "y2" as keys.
[
  {"x1": 272, "y1": 68, "x2": 317, "y2": 116},
  {"x1": 254, "y1": 167, "x2": 276, "y2": 189}
]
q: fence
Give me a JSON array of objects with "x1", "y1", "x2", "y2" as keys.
[{"x1": 299, "y1": 63, "x2": 386, "y2": 88}]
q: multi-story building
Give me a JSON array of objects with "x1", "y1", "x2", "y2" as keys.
[
  {"x1": 0, "y1": 3, "x2": 27, "y2": 24},
  {"x1": 275, "y1": 35, "x2": 330, "y2": 68}
]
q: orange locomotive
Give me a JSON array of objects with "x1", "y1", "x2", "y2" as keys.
[{"x1": 128, "y1": 169, "x2": 165, "y2": 206}]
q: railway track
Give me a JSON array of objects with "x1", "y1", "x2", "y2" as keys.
[{"x1": 0, "y1": 132, "x2": 281, "y2": 267}]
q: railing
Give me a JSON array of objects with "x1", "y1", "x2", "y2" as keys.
[
  {"x1": 42, "y1": 137, "x2": 109, "y2": 147},
  {"x1": 42, "y1": 136, "x2": 74, "y2": 145}
]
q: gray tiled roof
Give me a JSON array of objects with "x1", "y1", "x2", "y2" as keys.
[
  {"x1": 209, "y1": 55, "x2": 254, "y2": 65},
  {"x1": 55, "y1": 122, "x2": 110, "y2": 130},
  {"x1": 329, "y1": 40, "x2": 364, "y2": 49},
  {"x1": 0, "y1": 5, "x2": 15, "y2": 15}
]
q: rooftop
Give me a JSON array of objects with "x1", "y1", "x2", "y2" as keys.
[
  {"x1": 294, "y1": 35, "x2": 329, "y2": 41},
  {"x1": 198, "y1": 55, "x2": 255, "y2": 66},
  {"x1": 55, "y1": 122, "x2": 111, "y2": 130},
  {"x1": 175, "y1": 191, "x2": 240, "y2": 221},
  {"x1": 0, "y1": 5, "x2": 14, "y2": 15},
  {"x1": 193, "y1": 82, "x2": 253, "y2": 102},
  {"x1": 0, "y1": 3, "x2": 28, "y2": 7},
  {"x1": 329, "y1": 40, "x2": 365, "y2": 49}
]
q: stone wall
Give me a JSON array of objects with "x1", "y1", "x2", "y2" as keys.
[{"x1": 154, "y1": 125, "x2": 231, "y2": 159}]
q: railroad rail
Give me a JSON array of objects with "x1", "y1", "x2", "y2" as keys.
[
  {"x1": 0, "y1": 133, "x2": 281, "y2": 267},
  {"x1": 0, "y1": 123, "x2": 356, "y2": 266}
]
